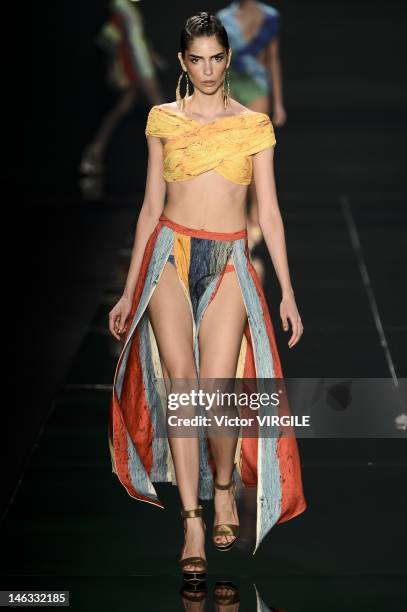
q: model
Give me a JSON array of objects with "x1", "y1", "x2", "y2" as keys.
[
  {"x1": 216, "y1": 1, "x2": 286, "y2": 248},
  {"x1": 80, "y1": 0, "x2": 164, "y2": 176},
  {"x1": 108, "y1": 11, "x2": 306, "y2": 585}
]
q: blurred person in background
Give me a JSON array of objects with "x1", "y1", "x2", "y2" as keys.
[
  {"x1": 80, "y1": 0, "x2": 165, "y2": 177},
  {"x1": 217, "y1": 1, "x2": 286, "y2": 256}
]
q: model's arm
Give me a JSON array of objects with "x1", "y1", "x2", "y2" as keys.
[
  {"x1": 108, "y1": 134, "x2": 166, "y2": 340},
  {"x1": 265, "y1": 37, "x2": 287, "y2": 127},
  {"x1": 252, "y1": 147, "x2": 303, "y2": 348}
]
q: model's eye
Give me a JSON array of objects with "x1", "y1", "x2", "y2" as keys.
[
  {"x1": 190, "y1": 58, "x2": 199, "y2": 64},
  {"x1": 214, "y1": 56, "x2": 224, "y2": 62}
]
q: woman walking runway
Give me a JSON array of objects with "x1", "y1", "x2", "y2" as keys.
[{"x1": 108, "y1": 11, "x2": 306, "y2": 585}]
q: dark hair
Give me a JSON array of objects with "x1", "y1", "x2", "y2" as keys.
[{"x1": 180, "y1": 11, "x2": 230, "y2": 56}]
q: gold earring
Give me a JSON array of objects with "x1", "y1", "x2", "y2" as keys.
[
  {"x1": 176, "y1": 71, "x2": 189, "y2": 111},
  {"x1": 223, "y1": 69, "x2": 230, "y2": 109}
]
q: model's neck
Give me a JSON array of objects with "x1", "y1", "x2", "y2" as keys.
[{"x1": 184, "y1": 89, "x2": 227, "y2": 118}]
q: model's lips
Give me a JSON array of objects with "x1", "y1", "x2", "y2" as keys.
[{"x1": 202, "y1": 80, "x2": 216, "y2": 85}]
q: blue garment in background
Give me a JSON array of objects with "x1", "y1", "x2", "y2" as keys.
[{"x1": 217, "y1": 1, "x2": 280, "y2": 93}]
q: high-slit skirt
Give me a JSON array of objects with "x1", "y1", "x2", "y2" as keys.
[{"x1": 108, "y1": 213, "x2": 306, "y2": 553}]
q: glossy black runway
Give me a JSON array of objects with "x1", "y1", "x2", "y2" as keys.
[{"x1": 3, "y1": 1, "x2": 406, "y2": 610}]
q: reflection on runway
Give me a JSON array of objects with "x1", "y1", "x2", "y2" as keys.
[{"x1": 179, "y1": 580, "x2": 284, "y2": 611}]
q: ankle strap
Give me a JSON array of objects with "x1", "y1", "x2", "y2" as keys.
[
  {"x1": 214, "y1": 478, "x2": 234, "y2": 490},
  {"x1": 214, "y1": 463, "x2": 237, "y2": 490},
  {"x1": 181, "y1": 504, "x2": 203, "y2": 519}
]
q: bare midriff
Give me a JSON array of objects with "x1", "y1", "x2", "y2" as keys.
[{"x1": 163, "y1": 169, "x2": 248, "y2": 233}]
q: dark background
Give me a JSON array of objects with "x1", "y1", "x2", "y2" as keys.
[{"x1": 3, "y1": 1, "x2": 407, "y2": 606}]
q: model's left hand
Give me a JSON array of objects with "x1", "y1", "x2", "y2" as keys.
[
  {"x1": 280, "y1": 294, "x2": 303, "y2": 348},
  {"x1": 272, "y1": 103, "x2": 287, "y2": 127}
]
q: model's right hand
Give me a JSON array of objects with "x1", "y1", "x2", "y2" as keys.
[{"x1": 108, "y1": 295, "x2": 132, "y2": 341}]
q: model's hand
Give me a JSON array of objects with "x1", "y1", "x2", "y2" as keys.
[
  {"x1": 272, "y1": 103, "x2": 287, "y2": 127},
  {"x1": 108, "y1": 295, "x2": 132, "y2": 341},
  {"x1": 280, "y1": 294, "x2": 303, "y2": 348}
]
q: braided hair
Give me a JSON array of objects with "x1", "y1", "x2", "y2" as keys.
[{"x1": 180, "y1": 11, "x2": 230, "y2": 55}]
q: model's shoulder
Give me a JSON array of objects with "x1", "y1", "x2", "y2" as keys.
[
  {"x1": 156, "y1": 102, "x2": 178, "y2": 112},
  {"x1": 145, "y1": 104, "x2": 172, "y2": 136},
  {"x1": 147, "y1": 103, "x2": 174, "y2": 113},
  {"x1": 150, "y1": 102, "x2": 183, "y2": 118},
  {"x1": 228, "y1": 99, "x2": 251, "y2": 116},
  {"x1": 145, "y1": 102, "x2": 183, "y2": 136},
  {"x1": 230, "y1": 100, "x2": 270, "y2": 122}
]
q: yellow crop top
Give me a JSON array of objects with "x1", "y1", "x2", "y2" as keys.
[{"x1": 145, "y1": 105, "x2": 276, "y2": 185}]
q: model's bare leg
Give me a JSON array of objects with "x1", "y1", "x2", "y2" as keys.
[
  {"x1": 147, "y1": 261, "x2": 204, "y2": 574},
  {"x1": 81, "y1": 75, "x2": 164, "y2": 174},
  {"x1": 199, "y1": 266, "x2": 247, "y2": 547},
  {"x1": 139, "y1": 76, "x2": 164, "y2": 106},
  {"x1": 81, "y1": 87, "x2": 139, "y2": 173},
  {"x1": 88, "y1": 76, "x2": 163, "y2": 157}
]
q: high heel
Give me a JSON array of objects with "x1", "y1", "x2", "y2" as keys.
[
  {"x1": 212, "y1": 471, "x2": 240, "y2": 552},
  {"x1": 179, "y1": 505, "x2": 207, "y2": 584}
]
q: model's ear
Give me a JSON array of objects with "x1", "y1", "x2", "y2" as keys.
[
  {"x1": 226, "y1": 48, "x2": 232, "y2": 69},
  {"x1": 177, "y1": 52, "x2": 186, "y2": 72}
]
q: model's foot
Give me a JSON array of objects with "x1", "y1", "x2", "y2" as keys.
[
  {"x1": 79, "y1": 144, "x2": 104, "y2": 175},
  {"x1": 213, "y1": 482, "x2": 239, "y2": 547},
  {"x1": 180, "y1": 515, "x2": 206, "y2": 573}
]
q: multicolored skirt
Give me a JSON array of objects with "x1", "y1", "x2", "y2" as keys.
[{"x1": 108, "y1": 214, "x2": 306, "y2": 552}]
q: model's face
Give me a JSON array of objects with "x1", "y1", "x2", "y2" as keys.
[{"x1": 178, "y1": 36, "x2": 231, "y2": 96}]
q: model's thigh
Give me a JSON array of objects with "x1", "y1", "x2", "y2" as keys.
[
  {"x1": 199, "y1": 269, "x2": 247, "y2": 378},
  {"x1": 147, "y1": 262, "x2": 196, "y2": 379}
]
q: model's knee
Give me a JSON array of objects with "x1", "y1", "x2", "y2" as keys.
[
  {"x1": 166, "y1": 363, "x2": 198, "y2": 382},
  {"x1": 167, "y1": 373, "x2": 199, "y2": 409}
]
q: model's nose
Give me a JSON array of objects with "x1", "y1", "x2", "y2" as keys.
[{"x1": 203, "y1": 63, "x2": 213, "y2": 76}]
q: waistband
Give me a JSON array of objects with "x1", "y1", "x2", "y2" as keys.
[{"x1": 159, "y1": 214, "x2": 247, "y2": 241}]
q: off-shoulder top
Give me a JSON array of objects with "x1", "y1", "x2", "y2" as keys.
[{"x1": 145, "y1": 105, "x2": 276, "y2": 185}]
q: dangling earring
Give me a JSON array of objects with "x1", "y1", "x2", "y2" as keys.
[
  {"x1": 176, "y1": 71, "x2": 189, "y2": 111},
  {"x1": 223, "y1": 69, "x2": 230, "y2": 109}
]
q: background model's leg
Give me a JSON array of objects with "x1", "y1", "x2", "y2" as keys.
[{"x1": 80, "y1": 87, "x2": 139, "y2": 174}]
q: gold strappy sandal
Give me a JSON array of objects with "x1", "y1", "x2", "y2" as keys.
[
  {"x1": 212, "y1": 474, "x2": 240, "y2": 552},
  {"x1": 179, "y1": 505, "x2": 207, "y2": 584}
]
